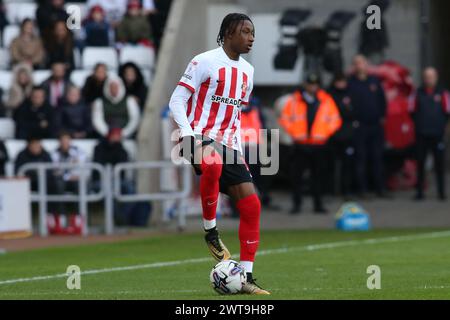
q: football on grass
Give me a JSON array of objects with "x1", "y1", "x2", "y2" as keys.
[{"x1": 210, "y1": 260, "x2": 247, "y2": 294}]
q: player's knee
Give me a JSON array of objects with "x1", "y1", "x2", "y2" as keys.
[
  {"x1": 239, "y1": 194, "x2": 261, "y2": 220},
  {"x1": 201, "y1": 154, "x2": 223, "y2": 179}
]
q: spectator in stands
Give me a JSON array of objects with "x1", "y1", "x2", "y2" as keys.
[
  {"x1": 14, "y1": 86, "x2": 54, "y2": 139},
  {"x1": 15, "y1": 137, "x2": 52, "y2": 191},
  {"x1": 410, "y1": 67, "x2": 450, "y2": 201},
  {"x1": 87, "y1": 0, "x2": 156, "y2": 27},
  {"x1": 10, "y1": 19, "x2": 46, "y2": 69},
  {"x1": 42, "y1": 62, "x2": 74, "y2": 109},
  {"x1": 0, "y1": 140, "x2": 8, "y2": 176},
  {"x1": 119, "y1": 62, "x2": 148, "y2": 110},
  {"x1": 93, "y1": 127, "x2": 151, "y2": 226},
  {"x1": 348, "y1": 54, "x2": 387, "y2": 198},
  {"x1": 56, "y1": 85, "x2": 92, "y2": 138},
  {"x1": 45, "y1": 20, "x2": 75, "y2": 71},
  {"x1": 36, "y1": 0, "x2": 69, "y2": 47},
  {"x1": 51, "y1": 131, "x2": 87, "y2": 206},
  {"x1": 328, "y1": 73, "x2": 357, "y2": 198},
  {"x1": 116, "y1": 0, "x2": 153, "y2": 47},
  {"x1": 5, "y1": 63, "x2": 34, "y2": 115},
  {"x1": 93, "y1": 128, "x2": 128, "y2": 167},
  {"x1": 82, "y1": 63, "x2": 108, "y2": 104},
  {"x1": 87, "y1": 0, "x2": 127, "y2": 27},
  {"x1": 92, "y1": 76, "x2": 140, "y2": 139},
  {"x1": 83, "y1": 5, "x2": 111, "y2": 47}
]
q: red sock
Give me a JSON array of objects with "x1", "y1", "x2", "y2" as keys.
[
  {"x1": 237, "y1": 194, "x2": 261, "y2": 262},
  {"x1": 199, "y1": 152, "x2": 223, "y2": 224}
]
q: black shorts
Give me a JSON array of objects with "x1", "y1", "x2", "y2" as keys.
[{"x1": 181, "y1": 135, "x2": 253, "y2": 194}]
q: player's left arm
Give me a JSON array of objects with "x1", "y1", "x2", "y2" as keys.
[{"x1": 241, "y1": 67, "x2": 254, "y2": 107}]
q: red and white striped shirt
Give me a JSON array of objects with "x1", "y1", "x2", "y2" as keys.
[{"x1": 171, "y1": 47, "x2": 254, "y2": 152}]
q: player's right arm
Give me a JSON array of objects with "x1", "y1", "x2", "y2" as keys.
[{"x1": 169, "y1": 56, "x2": 208, "y2": 164}]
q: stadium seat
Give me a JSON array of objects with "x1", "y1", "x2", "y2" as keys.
[
  {"x1": 0, "y1": 48, "x2": 10, "y2": 69},
  {"x1": 33, "y1": 70, "x2": 51, "y2": 85},
  {"x1": 119, "y1": 46, "x2": 155, "y2": 70},
  {"x1": 2, "y1": 25, "x2": 20, "y2": 48},
  {"x1": 5, "y1": 2, "x2": 37, "y2": 25},
  {"x1": 70, "y1": 69, "x2": 91, "y2": 88},
  {"x1": 0, "y1": 118, "x2": 15, "y2": 140},
  {"x1": 73, "y1": 48, "x2": 82, "y2": 69},
  {"x1": 82, "y1": 47, "x2": 119, "y2": 70},
  {"x1": 0, "y1": 70, "x2": 12, "y2": 91}
]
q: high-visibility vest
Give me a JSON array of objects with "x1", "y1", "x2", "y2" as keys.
[
  {"x1": 279, "y1": 89, "x2": 342, "y2": 145},
  {"x1": 240, "y1": 107, "x2": 263, "y2": 145}
]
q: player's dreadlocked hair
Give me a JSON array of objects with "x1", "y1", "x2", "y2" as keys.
[{"x1": 217, "y1": 13, "x2": 253, "y2": 46}]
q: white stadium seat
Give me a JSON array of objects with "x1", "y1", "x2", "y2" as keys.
[
  {"x1": 2, "y1": 25, "x2": 20, "y2": 48},
  {"x1": 5, "y1": 2, "x2": 37, "y2": 25},
  {"x1": 0, "y1": 70, "x2": 12, "y2": 91},
  {"x1": 33, "y1": 70, "x2": 51, "y2": 85},
  {"x1": 0, "y1": 48, "x2": 10, "y2": 69},
  {"x1": 119, "y1": 46, "x2": 155, "y2": 70},
  {"x1": 82, "y1": 47, "x2": 118, "y2": 70},
  {"x1": 0, "y1": 118, "x2": 15, "y2": 140},
  {"x1": 73, "y1": 48, "x2": 82, "y2": 69},
  {"x1": 70, "y1": 69, "x2": 91, "y2": 88}
]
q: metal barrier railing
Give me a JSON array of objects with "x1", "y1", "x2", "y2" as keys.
[
  {"x1": 17, "y1": 161, "x2": 192, "y2": 237},
  {"x1": 18, "y1": 162, "x2": 112, "y2": 237},
  {"x1": 113, "y1": 161, "x2": 192, "y2": 228}
]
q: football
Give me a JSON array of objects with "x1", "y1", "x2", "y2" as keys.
[{"x1": 209, "y1": 260, "x2": 247, "y2": 295}]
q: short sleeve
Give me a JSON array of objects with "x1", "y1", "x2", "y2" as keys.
[{"x1": 178, "y1": 57, "x2": 207, "y2": 93}]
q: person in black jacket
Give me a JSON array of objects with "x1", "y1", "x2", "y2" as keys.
[
  {"x1": 83, "y1": 5, "x2": 111, "y2": 47},
  {"x1": 15, "y1": 137, "x2": 53, "y2": 191},
  {"x1": 55, "y1": 85, "x2": 92, "y2": 138},
  {"x1": 82, "y1": 63, "x2": 108, "y2": 105},
  {"x1": 410, "y1": 67, "x2": 450, "y2": 201},
  {"x1": 36, "y1": 0, "x2": 69, "y2": 50},
  {"x1": 92, "y1": 127, "x2": 151, "y2": 226},
  {"x1": 92, "y1": 127, "x2": 129, "y2": 183},
  {"x1": 14, "y1": 86, "x2": 55, "y2": 139},
  {"x1": 0, "y1": 140, "x2": 8, "y2": 177},
  {"x1": 119, "y1": 62, "x2": 148, "y2": 111},
  {"x1": 348, "y1": 55, "x2": 387, "y2": 197},
  {"x1": 328, "y1": 73, "x2": 356, "y2": 197}
]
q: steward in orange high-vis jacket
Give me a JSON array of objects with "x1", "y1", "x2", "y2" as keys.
[{"x1": 279, "y1": 74, "x2": 342, "y2": 214}]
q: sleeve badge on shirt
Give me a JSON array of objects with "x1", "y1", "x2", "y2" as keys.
[{"x1": 241, "y1": 82, "x2": 248, "y2": 97}]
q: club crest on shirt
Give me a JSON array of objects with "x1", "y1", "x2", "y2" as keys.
[{"x1": 434, "y1": 94, "x2": 441, "y2": 103}]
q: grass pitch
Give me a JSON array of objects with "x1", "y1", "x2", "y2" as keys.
[{"x1": 0, "y1": 228, "x2": 449, "y2": 299}]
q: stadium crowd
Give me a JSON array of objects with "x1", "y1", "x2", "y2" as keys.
[{"x1": 0, "y1": 0, "x2": 171, "y2": 227}]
